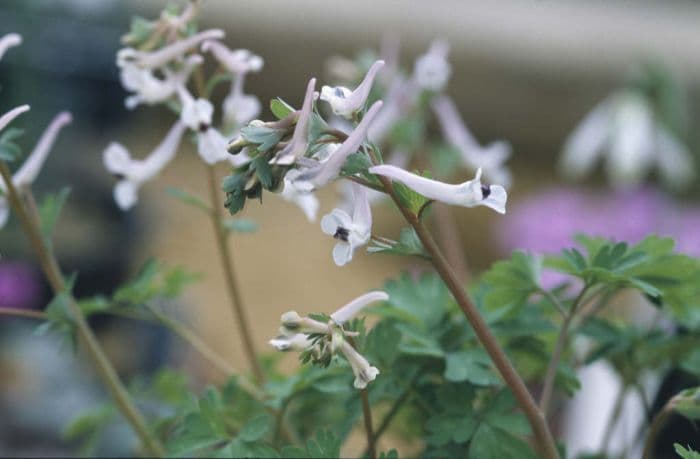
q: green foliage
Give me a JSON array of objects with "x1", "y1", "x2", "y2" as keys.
[
  {"x1": 393, "y1": 179, "x2": 431, "y2": 216},
  {"x1": 673, "y1": 386, "x2": 700, "y2": 421},
  {"x1": 38, "y1": 187, "x2": 71, "y2": 250},
  {"x1": 369, "y1": 227, "x2": 428, "y2": 259},
  {"x1": 113, "y1": 258, "x2": 200, "y2": 306},
  {"x1": 270, "y1": 98, "x2": 295, "y2": 120},
  {"x1": 676, "y1": 444, "x2": 700, "y2": 459},
  {"x1": 63, "y1": 404, "x2": 116, "y2": 456},
  {"x1": 166, "y1": 186, "x2": 211, "y2": 213},
  {"x1": 0, "y1": 127, "x2": 23, "y2": 162},
  {"x1": 35, "y1": 275, "x2": 78, "y2": 348}
]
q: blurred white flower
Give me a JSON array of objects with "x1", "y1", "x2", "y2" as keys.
[
  {"x1": 320, "y1": 183, "x2": 372, "y2": 266},
  {"x1": 0, "y1": 33, "x2": 21, "y2": 62},
  {"x1": 340, "y1": 341, "x2": 379, "y2": 389},
  {"x1": 178, "y1": 87, "x2": 230, "y2": 164},
  {"x1": 201, "y1": 41, "x2": 263, "y2": 74},
  {"x1": 320, "y1": 60, "x2": 384, "y2": 119},
  {"x1": 280, "y1": 169, "x2": 320, "y2": 222},
  {"x1": 0, "y1": 105, "x2": 30, "y2": 133},
  {"x1": 370, "y1": 165, "x2": 507, "y2": 214},
  {"x1": 560, "y1": 90, "x2": 695, "y2": 189},
  {"x1": 413, "y1": 40, "x2": 451, "y2": 91},
  {"x1": 103, "y1": 121, "x2": 186, "y2": 210},
  {"x1": 0, "y1": 111, "x2": 72, "y2": 227},
  {"x1": 117, "y1": 29, "x2": 224, "y2": 70},
  {"x1": 271, "y1": 78, "x2": 316, "y2": 165},
  {"x1": 119, "y1": 54, "x2": 202, "y2": 109},
  {"x1": 432, "y1": 95, "x2": 512, "y2": 188}
]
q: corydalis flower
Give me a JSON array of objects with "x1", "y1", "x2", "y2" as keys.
[
  {"x1": 369, "y1": 165, "x2": 507, "y2": 214},
  {"x1": 0, "y1": 33, "x2": 21, "y2": 62},
  {"x1": 320, "y1": 60, "x2": 384, "y2": 119},
  {"x1": 271, "y1": 78, "x2": 316, "y2": 166},
  {"x1": 119, "y1": 54, "x2": 202, "y2": 109},
  {"x1": 320, "y1": 183, "x2": 372, "y2": 266},
  {"x1": 117, "y1": 29, "x2": 224, "y2": 70},
  {"x1": 413, "y1": 40, "x2": 451, "y2": 91},
  {"x1": 0, "y1": 110, "x2": 72, "y2": 227},
  {"x1": 178, "y1": 87, "x2": 229, "y2": 164},
  {"x1": 280, "y1": 169, "x2": 320, "y2": 222},
  {"x1": 560, "y1": 90, "x2": 695, "y2": 189},
  {"x1": 290, "y1": 100, "x2": 383, "y2": 190},
  {"x1": 432, "y1": 95, "x2": 512, "y2": 188},
  {"x1": 103, "y1": 121, "x2": 186, "y2": 210},
  {"x1": 270, "y1": 291, "x2": 388, "y2": 389}
]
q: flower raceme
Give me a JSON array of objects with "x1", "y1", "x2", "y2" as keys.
[
  {"x1": 369, "y1": 165, "x2": 508, "y2": 214},
  {"x1": 320, "y1": 60, "x2": 385, "y2": 119},
  {"x1": 270, "y1": 291, "x2": 389, "y2": 389},
  {"x1": 103, "y1": 121, "x2": 186, "y2": 210}
]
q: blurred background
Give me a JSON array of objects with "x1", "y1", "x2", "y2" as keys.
[{"x1": 1, "y1": 0, "x2": 700, "y2": 456}]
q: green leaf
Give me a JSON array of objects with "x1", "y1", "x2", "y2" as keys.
[
  {"x1": 38, "y1": 187, "x2": 71, "y2": 249},
  {"x1": 468, "y1": 424, "x2": 536, "y2": 459},
  {"x1": 675, "y1": 444, "x2": 700, "y2": 459},
  {"x1": 252, "y1": 156, "x2": 273, "y2": 189},
  {"x1": 444, "y1": 349, "x2": 500, "y2": 386},
  {"x1": 673, "y1": 387, "x2": 700, "y2": 420},
  {"x1": 281, "y1": 446, "x2": 308, "y2": 458},
  {"x1": 368, "y1": 227, "x2": 428, "y2": 259},
  {"x1": 340, "y1": 152, "x2": 373, "y2": 176},
  {"x1": 113, "y1": 259, "x2": 199, "y2": 306},
  {"x1": 270, "y1": 98, "x2": 295, "y2": 120},
  {"x1": 63, "y1": 404, "x2": 116, "y2": 456},
  {"x1": 35, "y1": 277, "x2": 78, "y2": 348},
  {"x1": 0, "y1": 127, "x2": 24, "y2": 161},
  {"x1": 393, "y1": 180, "x2": 431, "y2": 216},
  {"x1": 305, "y1": 430, "x2": 341, "y2": 459},
  {"x1": 238, "y1": 414, "x2": 272, "y2": 442},
  {"x1": 166, "y1": 187, "x2": 211, "y2": 213},
  {"x1": 222, "y1": 218, "x2": 258, "y2": 233}
]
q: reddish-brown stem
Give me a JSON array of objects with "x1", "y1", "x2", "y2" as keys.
[{"x1": 360, "y1": 388, "x2": 376, "y2": 459}]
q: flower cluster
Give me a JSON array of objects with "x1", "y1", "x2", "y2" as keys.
[
  {"x1": 269, "y1": 291, "x2": 388, "y2": 389},
  {"x1": 103, "y1": 2, "x2": 263, "y2": 209}
]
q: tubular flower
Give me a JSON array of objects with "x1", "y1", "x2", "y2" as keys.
[
  {"x1": 271, "y1": 78, "x2": 317, "y2": 165},
  {"x1": 432, "y1": 95, "x2": 512, "y2": 188},
  {"x1": 320, "y1": 183, "x2": 372, "y2": 266},
  {"x1": 320, "y1": 60, "x2": 384, "y2": 119},
  {"x1": 117, "y1": 29, "x2": 224, "y2": 70},
  {"x1": 369, "y1": 165, "x2": 507, "y2": 214},
  {"x1": 270, "y1": 291, "x2": 388, "y2": 389},
  {"x1": 0, "y1": 111, "x2": 72, "y2": 227},
  {"x1": 413, "y1": 39, "x2": 451, "y2": 91},
  {"x1": 290, "y1": 100, "x2": 383, "y2": 190},
  {"x1": 280, "y1": 169, "x2": 320, "y2": 222},
  {"x1": 0, "y1": 33, "x2": 21, "y2": 62},
  {"x1": 103, "y1": 121, "x2": 186, "y2": 210},
  {"x1": 0, "y1": 105, "x2": 30, "y2": 133},
  {"x1": 178, "y1": 87, "x2": 229, "y2": 164}
]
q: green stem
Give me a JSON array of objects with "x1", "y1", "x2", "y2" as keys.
[
  {"x1": 204, "y1": 165, "x2": 264, "y2": 383},
  {"x1": 374, "y1": 173, "x2": 560, "y2": 459},
  {"x1": 0, "y1": 306, "x2": 46, "y2": 320},
  {"x1": 360, "y1": 388, "x2": 376, "y2": 459},
  {"x1": 0, "y1": 163, "x2": 165, "y2": 457}
]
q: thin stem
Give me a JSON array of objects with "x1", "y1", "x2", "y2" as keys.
[
  {"x1": 642, "y1": 399, "x2": 674, "y2": 459},
  {"x1": 374, "y1": 173, "x2": 560, "y2": 459},
  {"x1": 538, "y1": 285, "x2": 591, "y2": 416},
  {"x1": 204, "y1": 165, "x2": 264, "y2": 383},
  {"x1": 0, "y1": 163, "x2": 165, "y2": 457},
  {"x1": 360, "y1": 388, "x2": 376, "y2": 459},
  {"x1": 0, "y1": 307, "x2": 46, "y2": 319}
]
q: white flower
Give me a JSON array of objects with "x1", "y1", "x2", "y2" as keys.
[
  {"x1": 178, "y1": 87, "x2": 230, "y2": 164},
  {"x1": 0, "y1": 111, "x2": 72, "y2": 228},
  {"x1": 369, "y1": 165, "x2": 507, "y2": 214},
  {"x1": 367, "y1": 76, "x2": 416, "y2": 145},
  {"x1": 270, "y1": 291, "x2": 388, "y2": 389},
  {"x1": 103, "y1": 121, "x2": 186, "y2": 210},
  {"x1": 320, "y1": 60, "x2": 384, "y2": 119},
  {"x1": 432, "y1": 95, "x2": 512, "y2": 188},
  {"x1": 119, "y1": 54, "x2": 202, "y2": 109},
  {"x1": 117, "y1": 29, "x2": 224, "y2": 70},
  {"x1": 201, "y1": 41, "x2": 263, "y2": 74},
  {"x1": 280, "y1": 169, "x2": 320, "y2": 222},
  {"x1": 271, "y1": 78, "x2": 317, "y2": 165},
  {"x1": 320, "y1": 183, "x2": 372, "y2": 266},
  {"x1": 289, "y1": 100, "x2": 383, "y2": 190},
  {"x1": 560, "y1": 90, "x2": 694, "y2": 189},
  {"x1": 222, "y1": 87, "x2": 261, "y2": 129},
  {"x1": 340, "y1": 341, "x2": 380, "y2": 389},
  {"x1": 413, "y1": 40, "x2": 451, "y2": 91},
  {"x1": 0, "y1": 33, "x2": 22, "y2": 62}
]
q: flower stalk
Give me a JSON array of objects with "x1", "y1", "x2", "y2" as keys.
[
  {"x1": 360, "y1": 387, "x2": 376, "y2": 459},
  {"x1": 0, "y1": 161, "x2": 165, "y2": 457}
]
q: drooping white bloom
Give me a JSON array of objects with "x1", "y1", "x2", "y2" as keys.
[
  {"x1": 432, "y1": 95, "x2": 512, "y2": 188},
  {"x1": 103, "y1": 121, "x2": 186, "y2": 210},
  {"x1": 117, "y1": 29, "x2": 224, "y2": 70},
  {"x1": 0, "y1": 33, "x2": 22, "y2": 63},
  {"x1": 280, "y1": 169, "x2": 320, "y2": 222},
  {"x1": 0, "y1": 111, "x2": 72, "y2": 227},
  {"x1": 177, "y1": 87, "x2": 229, "y2": 164},
  {"x1": 270, "y1": 291, "x2": 388, "y2": 389},
  {"x1": 560, "y1": 90, "x2": 695, "y2": 189},
  {"x1": 222, "y1": 82, "x2": 261, "y2": 129},
  {"x1": 201, "y1": 41, "x2": 263, "y2": 74},
  {"x1": 340, "y1": 341, "x2": 380, "y2": 389},
  {"x1": 290, "y1": 100, "x2": 383, "y2": 190},
  {"x1": 119, "y1": 54, "x2": 202, "y2": 109},
  {"x1": 271, "y1": 78, "x2": 316, "y2": 165},
  {"x1": 413, "y1": 40, "x2": 451, "y2": 91},
  {"x1": 370, "y1": 165, "x2": 507, "y2": 214},
  {"x1": 320, "y1": 60, "x2": 384, "y2": 119},
  {"x1": 321, "y1": 183, "x2": 372, "y2": 266}
]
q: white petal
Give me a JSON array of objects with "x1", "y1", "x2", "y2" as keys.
[
  {"x1": 123, "y1": 29, "x2": 224, "y2": 69},
  {"x1": 351, "y1": 183, "x2": 372, "y2": 234},
  {"x1": 180, "y1": 94, "x2": 214, "y2": 129},
  {"x1": 103, "y1": 143, "x2": 131, "y2": 175},
  {"x1": 321, "y1": 208, "x2": 352, "y2": 235},
  {"x1": 272, "y1": 78, "x2": 316, "y2": 165},
  {"x1": 330, "y1": 291, "x2": 389, "y2": 324},
  {"x1": 655, "y1": 127, "x2": 694, "y2": 189},
  {"x1": 481, "y1": 184, "x2": 508, "y2": 214},
  {"x1": 607, "y1": 93, "x2": 655, "y2": 185},
  {"x1": 0, "y1": 105, "x2": 30, "y2": 134},
  {"x1": 114, "y1": 181, "x2": 139, "y2": 210},
  {"x1": 413, "y1": 40, "x2": 451, "y2": 91},
  {"x1": 0, "y1": 33, "x2": 21, "y2": 62},
  {"x1": 320, "y1": 60, "x2": 384, "y2": 118},
  {"x1": 269, "y1": 333, "x2": 312, "y2": 352},
  {"x1": 13, "y1": 112, "x2": 72, "y2": 188},
  {"x1": 201, "y1": 41, "x2": 263, "y2": 74},
  {"x1": 223, "y1": 90, "x2": 261, "y2": 127},
  {"x1": 560, "y1": 99, "x2": 610, "y2": 179},
  {"x1": 332, "y1": 242, "x2": 353, "y2": 266},
  {"x1": 197, "y1": 128, "x2": 229, "y2": 164}
]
